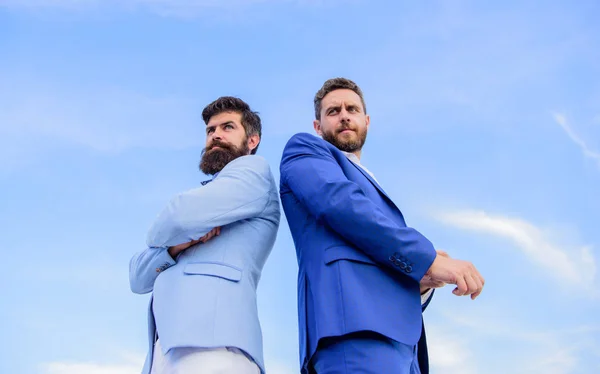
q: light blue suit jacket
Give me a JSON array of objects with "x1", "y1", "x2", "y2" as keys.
[{"x1": 129, "y1": 155, "x2": 281, "y2": 374}]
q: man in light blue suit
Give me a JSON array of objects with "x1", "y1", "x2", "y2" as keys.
[
  {"x1": 130, "y1": 97, "x2": 280, "y2": 374},
  {"x1": 279, "y1": 78, "x2": 485, "y2": 374}
]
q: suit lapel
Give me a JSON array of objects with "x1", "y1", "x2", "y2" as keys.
[
  {"x1": 348, "y1": 159, "x2": 393, "y2": 202},
  {"x1": 323, "y1": 136, "x2": 403, "y2": 216}
]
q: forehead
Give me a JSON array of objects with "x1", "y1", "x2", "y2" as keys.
[
  {"x1": 321, "y1": 89, "x2": 363, "y2": 108},
  {"x1": 207, "y1": 111, "x2": 242, "y2": 126}
]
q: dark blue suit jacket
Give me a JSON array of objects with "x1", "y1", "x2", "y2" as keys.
[{"x1": 279, "y1": 133, "x2": 437, "y2": 373}]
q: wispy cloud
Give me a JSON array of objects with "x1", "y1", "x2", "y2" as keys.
[
  {"x1": 40, "y1": 353, "x2": 144, "y2": 374},
  {"x1": 265, "y1": 359, "x2": 299, "y2": 374},
  {"x1": 40, "y1": 354, "x2": 296, "y2": 374},
  {"x1": 440, "y1": 311, "x2": 600, "y2": 374},
  {"x1": 553, "y1": 113, "x2": 600, "y2": 168},
  {"x1": 0, "y1": 81, "x2": 204, "y2": 171},
  {"x1": 427, "y1": 326, "x2": 477, "y2": 374},
  {"x1": 436, "y1": 210, "x2": 596, "y2": 288}
]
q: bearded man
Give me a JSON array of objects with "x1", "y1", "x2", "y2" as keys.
[
  {"x1": 279, "y1": 78, "x2": 485, "y2": 374},
  {"x1": 129, "y1": 96, "x2": 280, "y2": 374}
]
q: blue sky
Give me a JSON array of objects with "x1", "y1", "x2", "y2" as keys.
[{"x1": 1, "y1": 1, "x2": 599, "y2": 373}]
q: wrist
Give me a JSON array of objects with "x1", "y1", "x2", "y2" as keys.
[{"x1": 167, "y1": 247, "x2": 179, "y2": 259}]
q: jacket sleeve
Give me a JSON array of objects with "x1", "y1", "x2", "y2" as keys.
[
  {"x1": 129, "y1": 247, "x2": 176, "y2": 294},
  {"x1": 146, "y1": 155, "x2": 272, "y2": 248},
  {"x1": 280, "y1": 133, "x2": 436, "y2": 283}
]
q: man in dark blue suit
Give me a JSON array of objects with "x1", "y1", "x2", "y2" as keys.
[{"x1": 279, "y1": 78, "x2": 485, "y2": 374}]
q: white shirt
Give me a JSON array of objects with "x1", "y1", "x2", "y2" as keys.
[{"x1": 342, "y1": 151, "x2": 434, "y2": 305}]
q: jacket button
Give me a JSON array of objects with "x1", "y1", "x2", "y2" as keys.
[{"x1": 405, "y1": 265, "x2": 413, "y2": 273}]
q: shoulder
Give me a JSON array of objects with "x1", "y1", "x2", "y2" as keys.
[
  {"x1": 285, "y1": 132, "x2": 323, "y2": 148},
  {"x1": 282, "y1": 132, "x2": 332, "y2": 156}
]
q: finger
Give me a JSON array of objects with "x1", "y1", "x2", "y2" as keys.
[
  {"x1": 453, "y1": 276, "x2": 467, "y2": 296},
  {"x1": 201, "y1": 229, "x2": 218, "y2": 243},
  {"x1": 216, "y1": 227, "x2": 221, "y2": 236},
  {"x1": 471, "y1": 274, "x2": 485, "y2": 300},
  {"x1": 463, "y1": 273, "x2": 479, "y2": 296},
  {"x1": 468, "y1": 265, "x2": 484, "y2": 299},
  {"x1": 436, "y1": 250, "x2": 449, "y2": 258}
]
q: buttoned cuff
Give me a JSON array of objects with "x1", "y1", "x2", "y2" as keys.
[{"x1": 153, "y1": 247, "x2": 176, "y2": 274}]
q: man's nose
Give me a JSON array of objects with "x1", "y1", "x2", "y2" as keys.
[
  {"x1": 211, "y1": 127, "x2": 224, "y2": 140},
  {"x1": 340, "y1": 108, "x2": 350, "y2": 122}
]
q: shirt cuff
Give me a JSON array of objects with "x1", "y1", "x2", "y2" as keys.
[{"x1": 420, "y1": 288, "x2": 433, "y2": 305}]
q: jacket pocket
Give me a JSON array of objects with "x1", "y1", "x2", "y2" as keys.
[
  {"x1": 323, "y1": 245, "x2": 377, "y2": 266},
  {"x1": 183, "y1": 262, "x2": 242, "y2": 282}
]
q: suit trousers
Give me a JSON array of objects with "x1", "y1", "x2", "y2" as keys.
[
  {"x1": 309, "y1": 331, "x2": 421, "y2": 374},
  {"x1": 150, "y1": 339, "x2": 261, "y2": 374}
]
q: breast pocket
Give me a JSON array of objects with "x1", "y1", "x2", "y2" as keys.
[
  {"x1": 183, "y1": 262, "x2": 242, "y2": 282},
  {"x1": 323, "y1": 245, "x2": 378, "y2": 266}
]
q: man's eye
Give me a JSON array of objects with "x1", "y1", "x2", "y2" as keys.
[
  {"x1": 328, "y1": 109, "x2": 338, "y2": 115},
  {"x1": 207, "y1": 128, "x2": 214, "y2": 134},
  {"x1": 225, "y1": 124, "x2": 234, "y2": 129},
  {"x1": 348, "y1": 107, "x2": 357, "y2": 112}
]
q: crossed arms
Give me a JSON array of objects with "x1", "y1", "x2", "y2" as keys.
[{"x1": 128, "y1": 155, "x2": 272, "y2": 294}]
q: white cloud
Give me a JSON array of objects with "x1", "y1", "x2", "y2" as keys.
[
  {"x1": 553, "y1": 113, "x2": 600, "y2": 168},
  {"x1": 441, "y1": 311, "x2": 600, "y2": 374},
  {"x1": 427, "y1": 326, "x2": 477, "y2": 374},
  {"x1": 265, "y1": 359, "x2": 299, "y2": 374},
  {"x1": 40, "y1": 353, "x2": 144, "y2": 374},
  {"x1": 41, "y1": 362, "x2": 139, "y2": 374},
  {"x1": 1, "y1": 88, "x2": 202, "y2": 153},
  {"x1": 524, "y1": 347, "x2": 578, "y2": 374},
  {"x1": 436, "y1": 210, "x2": 596, "y2": 288},
  {"x1": 40, "y1": 355, "x2": 297, "y2": 374}
]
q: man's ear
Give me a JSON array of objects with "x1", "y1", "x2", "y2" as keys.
[
  {"x1": 365, "y1": 114, "x2": 370, "y2": 129},
  {"x1": 247, "y1": 134, "x2": 260, "y2": 153},
  {"x1": 313, "y1": 119, "x2": 322, "y2": 136}
]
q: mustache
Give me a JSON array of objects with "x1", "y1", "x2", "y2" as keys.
[
  {"x1": 337, "y1": 124, "x2": 356, "y2": 133},
  {"x1": 207, "y1": 140, "x2": 233, "y2": 151}
]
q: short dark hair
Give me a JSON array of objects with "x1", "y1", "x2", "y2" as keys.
[
  {"x1": 201, "y1": 96, "x2": 262, "y2": 154},
  {"x1": 314, "y1": 77, "x2": 367, "y2": 120}
]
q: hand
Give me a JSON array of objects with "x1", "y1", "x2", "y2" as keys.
[
  {"x1": 199, "y1": 226, "x2": 221, "y2": 243},
  {"x1": 425, "y1": 250, "x2": 485, "y2": 300},
  {"x1": 167, "y1": 227, "x2": 221, "y2": 258},
  {"x1": 420, "y1": 250, "x2": 449, "y2": 294}
]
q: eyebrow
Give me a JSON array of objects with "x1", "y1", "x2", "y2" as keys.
[
  {"x1": 206, "y1": 120, "x2": 236, "y2": 132},
  {"x1": 325, "y1": 102, "x2": 360, "y2": 111}
]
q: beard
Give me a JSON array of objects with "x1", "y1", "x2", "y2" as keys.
[
  {"x1": 199, "y1": 139, "x2": 249, "y2": 175},
  {"x1": 322, "y1": 123, "x2": 367, "y2": 153}
]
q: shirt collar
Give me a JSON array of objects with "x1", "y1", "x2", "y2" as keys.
[{"x1": 342, "y1": 151, "x2": 361, "y2": 165}]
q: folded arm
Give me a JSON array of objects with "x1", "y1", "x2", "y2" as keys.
[
  {"x1": 129, "y1": 247, "x2": 176, "y2": 294},
  {"x1": 146, "y1": 155, "x2": 272, "y2": 248},
  {"x1": 280, "y1": 134, "x2": 436, "y2": 283}
]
